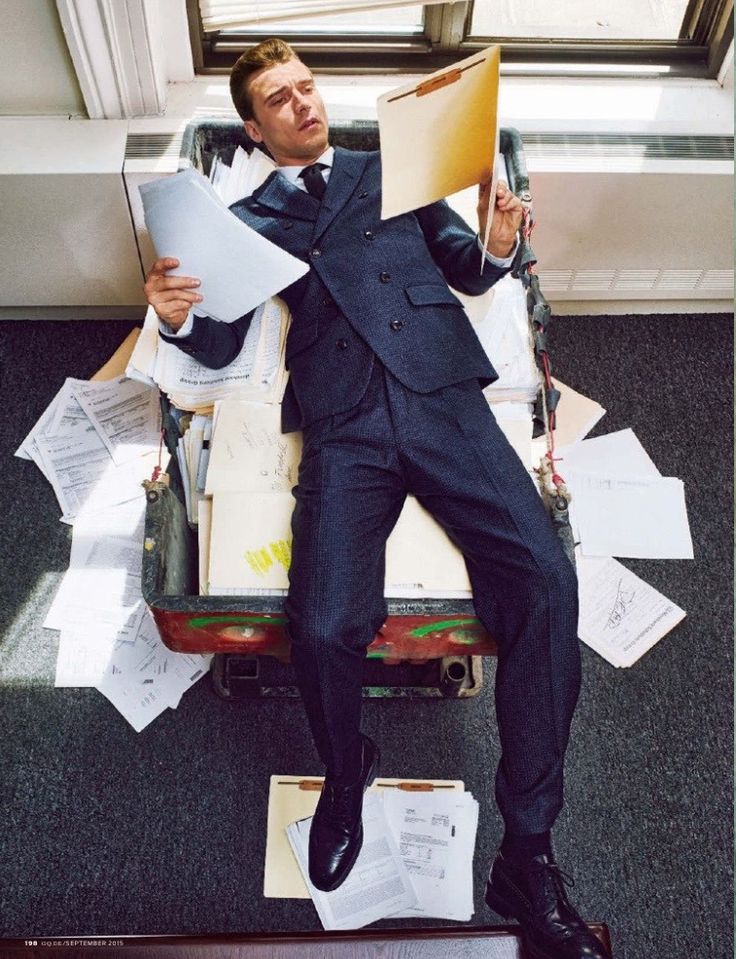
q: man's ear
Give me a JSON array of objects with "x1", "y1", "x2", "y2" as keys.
[{"x1": 244, "y1": 118, "x2": 263, "y2": 143}]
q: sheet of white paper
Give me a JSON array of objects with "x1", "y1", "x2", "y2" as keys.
[
  {"x1": 74, "y1": 375, "x2": 161, "y2": 465},
  {"x1": 54, "y1": 601, "x2": 147, "y2": 687},
  {"x1": 576, "y1": 553, "x2": 687, "y2": 667},
  {"x1": 139, "y1": 168, "x2": 308, "y2": 323},
  {"x1": 96, "y1": 611, "x2": 212, "y2": 730},
  {"x1": 550, "y1": 379, "x2": 606, "y2": 448},
  {"x1": 569, "y1": 472, "x2": 694, "y2": 559},
  {"x1": 35, "y1": 414, "x2": 113, "y2": 518},
  {"x1": 382, "y1": 790, "x2": 479, "y2": 921},
  {"x1": 556, "y1": 428, "x2": 661, "y2": 480},
  {"x1": 384, "y1": 496, "x2": 471, "y2": 598},
  {"x1": 16, "y1": 378, "x2": 94, "y2": 477},
  {"x1": 286, "y1": 793, "x2": 417, "y2": 930},
  {"x1": 45, "y1": 531, "x2": 145, "y2": 632}
]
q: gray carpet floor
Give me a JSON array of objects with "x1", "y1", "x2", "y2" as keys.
[{"x1": 0, "y1": 313, "x2": 732, "y2": 958}]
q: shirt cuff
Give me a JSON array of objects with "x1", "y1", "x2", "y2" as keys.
[
  {"x1": 477, "y1": 234, "x2": 519, "y2": 268},
  {"x1": 158, "y1": 310, "x2": 194, "y2": 338}
]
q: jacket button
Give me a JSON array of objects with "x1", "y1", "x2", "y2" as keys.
[
  {"x1": 336, "y1": 338, "x2": 348, "y2": 350},
  {"x1": 323, "y1": 296, "x2": 334, "y2": 307},
  {"x1": 310, "y1": 248, "x2": 321, "y2": 258},
  {"x1": 379, "y1": 271, "x2": 391, "y2": 283},
  {"x1": 364, "y1": 230, "x2": 374, "y2": 240},
  {"x1": 282, "y1": 220, "x2": 294, "y2": 230},
  {"x1": 359, "y1": 191, "x2": 369, "y2": 198},
  {"x1": 390, "y1": 319, "x2": 403, "y2": 331}
]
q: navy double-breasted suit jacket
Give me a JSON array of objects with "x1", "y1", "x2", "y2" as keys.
[{"x1": 160, "y1": 146, "x2": 510, "y2": 432}]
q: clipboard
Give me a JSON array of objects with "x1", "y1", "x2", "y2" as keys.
[
  {"x1": 377, "y1": 45, "x2": 501, "y2": 225},
  {"x1": 264, "y1": 774, "x2": 464, "y2": 898}
]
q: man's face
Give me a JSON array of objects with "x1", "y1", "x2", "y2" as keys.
[{"x1": 243, "y1": 58, "x2": 330, "y2": 166}]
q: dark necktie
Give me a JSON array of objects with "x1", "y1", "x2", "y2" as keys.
[{"x1": 299, "y1": 162, "x2": 327, "y2": 200}]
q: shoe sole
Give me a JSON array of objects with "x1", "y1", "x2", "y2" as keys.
[{"x1": 311, "y1": 746, "x2": 380, "y2": 893}]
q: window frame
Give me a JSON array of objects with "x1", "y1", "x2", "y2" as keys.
[{"x1": 188, "y1": 0, "x2": 734, "y2": 79}]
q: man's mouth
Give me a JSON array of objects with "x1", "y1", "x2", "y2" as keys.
[{"x1": 299, "y1": 118, "x2": 321, "y2": 132}]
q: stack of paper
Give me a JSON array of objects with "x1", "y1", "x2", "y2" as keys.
[
  {"x1": 475, "y1": 273, "x2": 541, "y2": 404},
  {"x1": 210, "y1": 145, "x2": 276, "y2": 207},
  {"x1": 127, "y1": 298, "x2": 291, "y2": 413},
  {"x1": 16, "y1": 374, "x2": 162, "y2": 524},
  {"x1": 559, "y1": 428, "x2": 694, "y2": 560},
  {"x1": 283, "y1": 785, "x2": 479, "y2": 929},
  {"x1": 176, "y1": 412, "x2": 211, "y2": 525}
]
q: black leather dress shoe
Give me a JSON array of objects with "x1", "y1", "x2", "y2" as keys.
[
  {"x1": 308, "y1": 735, "x2": 380, "y2": 892},
  {"x1": 485, "y1": 851, "x2": 611, "y2": 959}
]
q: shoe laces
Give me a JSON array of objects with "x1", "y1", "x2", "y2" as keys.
[
  {"x1": 530, "y1": 860, "x2": 576, "y2": 914},
  {"x1": 322, "y1": 784, "x2": 356, "y2": 828}
]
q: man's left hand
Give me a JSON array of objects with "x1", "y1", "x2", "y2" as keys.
[{"x1": 478, "y1": 179, "x2": 524, "y2": 258}]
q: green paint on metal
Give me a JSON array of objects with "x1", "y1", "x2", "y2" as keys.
[
  {"x1": 188, "y1": 615, "x2": 287, "y2": 629},
  {"x1": 409, "y1": 618, "x2": 483, "y2": 638}
]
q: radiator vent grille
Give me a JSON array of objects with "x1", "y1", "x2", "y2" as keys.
[
  {"x1": 523, "y1": 134, "x2": 734, "y2": 160},
  {"x1": 125, "y1": 132, "x2": 185, "y2": 159},
  {"x1": 538, "y1": 268, "x2": 734, "y2": 294}
]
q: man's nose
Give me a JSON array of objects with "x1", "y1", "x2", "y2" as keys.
[{"x1": 292, "y1": 89, "x2": 309, "y2": 112}]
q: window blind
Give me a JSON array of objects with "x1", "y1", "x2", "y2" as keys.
[{"x1": 199, "y1": 0, "x2": 450, "y2": 31}]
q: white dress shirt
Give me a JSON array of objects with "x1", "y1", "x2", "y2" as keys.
[{"x1": 161, "y1": 145, "x2": 517, "y2": 339}]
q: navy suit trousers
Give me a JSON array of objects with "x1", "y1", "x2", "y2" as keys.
[{"x1": 284, "y1": 362, "x2": 581, "y2": 835}]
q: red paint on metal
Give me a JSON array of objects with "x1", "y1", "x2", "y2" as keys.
[{"x1": 149, "y1": 608, "x2": 497, "y2": 660}]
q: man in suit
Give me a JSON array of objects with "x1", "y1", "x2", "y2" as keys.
[{"x1": 144, "y1": 39, "x2": 609, "y2": 959}]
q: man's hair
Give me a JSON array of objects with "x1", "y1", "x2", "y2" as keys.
[{"x1": 230, "y1": 38, "x2": 301, "y2": 121}]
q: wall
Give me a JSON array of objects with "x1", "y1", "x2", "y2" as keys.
[{"x1": 0, "y1": 0, "x2": 85, "y2": 116}]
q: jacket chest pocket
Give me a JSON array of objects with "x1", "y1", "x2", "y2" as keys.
[{"x1": 405, "y1": 283, "x2": 463, "y2": 308}]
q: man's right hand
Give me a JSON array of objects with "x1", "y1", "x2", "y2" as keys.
[{"x1": 143, "y1": 257, "x2": 203, "y2": 333}]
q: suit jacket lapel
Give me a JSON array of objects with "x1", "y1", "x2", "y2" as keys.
[
  {"x1": 251, "y1": 169, "x2": 320, "y2": 222},
  {"x1": 312, "y1": 147, "x2": 369, "y2": 244}
]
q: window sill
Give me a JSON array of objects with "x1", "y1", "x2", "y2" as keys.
[{"x1": 163, "y1": 72, "x2": 734, "y2": 137}]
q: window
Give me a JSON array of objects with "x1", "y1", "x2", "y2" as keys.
[{"x1": 188, "y1": 0, "x2": 733, "y2": 78}]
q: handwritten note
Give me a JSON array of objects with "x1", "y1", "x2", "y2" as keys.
[{"x1": 576, "y1": 553, "x2": 686, "y2": 667}]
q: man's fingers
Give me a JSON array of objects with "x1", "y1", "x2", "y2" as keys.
[
  {"x1": 152, "y1": 256, "x2": 180, "y2": 272},
  {"x1": 151, "y1": 289, "x2": 203, "y2": 307},
  {"x1": 150, "y1": 275, "x2": 201, "y2": 291}
]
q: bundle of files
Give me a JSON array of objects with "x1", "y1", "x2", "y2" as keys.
[
  {"x1": 16, "y1": 372, "x2": 162, "y2": 524},
  {"x1": 264, "y1": 775, "x2": 478, "y2": 929},
  {"x1": 198, "y1": 398, "x2": 476, "y2": 599},
  {"x1": 127, "y1": 297, "x2": 291, "y2": 413},
  {"x1": 15, "y1": 344, "x2": 211, "y2": 732}
]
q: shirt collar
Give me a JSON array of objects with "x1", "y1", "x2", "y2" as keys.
[{"x1": 278, "y1": 146, "x2": 334, "y2": 185}]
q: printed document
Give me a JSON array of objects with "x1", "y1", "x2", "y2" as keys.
[
  {"x1": 577, "y1": 553, "x2": 686, "y2": 666},
  {"x1": 286, "y1": 792, "x2": 417, "y2": 930},
  {"x1": 384, "y1": 789, "x2": 479, "y2": 921}
]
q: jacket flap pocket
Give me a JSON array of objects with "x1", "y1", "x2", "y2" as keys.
[
  {"x1": 405, "y1": 283, "x2": 462, "y2": 307},
  {"x1": 285, "y1": 321, "x2": 318, "y2": 362}
]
